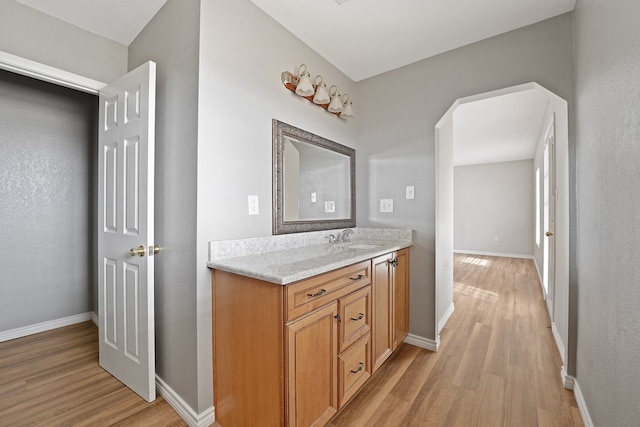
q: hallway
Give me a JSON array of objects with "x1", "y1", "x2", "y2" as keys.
[{"x1": 330, "y1": 254, "x2": 582, "y2": 426}]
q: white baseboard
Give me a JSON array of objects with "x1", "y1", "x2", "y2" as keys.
[
  {"x1": 404, "y1": 333, "x2": 439, "y2": 352},
  {"x1": 0, "y1": 312, "x2": 93, "y2": 343},
  {"x1": 551, "y1": 322, "x2": 566, "y2": 366},
  {"x1": 454, "y1": 249, "x2": 534, "y2": 260},
  {"x1": 560, "y1": 365, "x2": 575, "y2": 390},
  {"x1": 91, "y1": 311, "x2": 98, "y2": 326},
  {"x1": 437, "y1": 303, "x2": 455, "y2": 334},
  {"x1": 156, "y1": 375, "x2": 215, "y2": 427},
  {"x1": 573, "y1": 378, "x2": 594, "y2": 427},
  {"x1": 533, "y1": 258, "x2": 543, "y2": 288}
]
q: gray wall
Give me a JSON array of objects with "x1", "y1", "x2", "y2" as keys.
[
  {"x1": 356, "y1": 13, "x2": 575, "y2": 340},
  {"x1": 0, "y1": 69, "x2": 96, "y2": 330},
  {"x1": 196, "y1": 0, "x2": 357, "y2": 412},
  {"x1": 128, "y1": 0, "x2": 201, "y2": 412},
  {"x1": 573, "y1": 0, "x2": 640, "y2": 425},
  {"x1": 454, "y1": 160, "x2": 534, "y2": 257},
  {"x1": 0, "y1": 0, "x2": 127, "y2": 83}
]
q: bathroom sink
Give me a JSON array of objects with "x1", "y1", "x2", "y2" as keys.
[{"x1": 346, "y1": 243, "x2": 380, "y2": 250}]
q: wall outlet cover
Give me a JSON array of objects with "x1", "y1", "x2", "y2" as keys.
[
  {"x1": 380, "y1": 199, "x2": 394, "y2": 213},
  {"x1": 325, "y1": 201, "x2": 335, "y2": 213}
]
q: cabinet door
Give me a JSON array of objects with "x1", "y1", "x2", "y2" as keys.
[
  {"x1": 392, "y1": 248, "x2": 410, "y2": 350},
  {"x1": 286, "y1": 303, "x2": 338, "y2": 427},
  {"x1": 371, "y1": 254, "x2": 393, "y2": 372}
]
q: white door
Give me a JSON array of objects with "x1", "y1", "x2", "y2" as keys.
[
  {"x1": 98, "y1": 61, "x2": 157, "y2": 402},
  {"x1": 543, "y1": 117, "x2": 556, "y2": 318}
]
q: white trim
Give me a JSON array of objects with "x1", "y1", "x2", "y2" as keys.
[
  {"x1": 453, "y1": 249, "x2": 534, "y2": 259},
  {"x1": 404, "y1": 333, "x2": 439, "y2": 352},
  {"x1": 92, "y1": 311, "x2": 99, "y2": 326},
  {"x1": 156, "y1": 375, "x2": 215, "y2": 427},
  {"x1": 560, "y1": 365, "x2": 575, "y2": 390},
  {"x1": 0, "y1": 312, "x2": 93, "y2": 342},
  {"x1": 0, "y1": 50, "x2": 105, "y2": 94},
  {"x1": 534, "y1": 257, "x2": 543, "y2": 288},
  {"x1": 437, "y1": 303, "x2": 455, "y2": 334},
  {"x1": 551, "y1": 322, "x2": 566, "y2": 366},
  {"x1": 573, "y1": 379, "x2": 594, "y2": 427}
]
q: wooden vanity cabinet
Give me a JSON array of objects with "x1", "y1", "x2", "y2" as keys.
[
  {"x1": 212, "y1": 260, "x2": 371, "y2": 427},
  {"x1": 371, "y1": 248, "x2": 410, "y2": 373}
]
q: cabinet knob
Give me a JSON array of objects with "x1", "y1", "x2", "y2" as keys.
[
  {"x1": 350, "y1": 362, "x2": 365, "y2": 374},
  {"x1": 334, "y1": 313, "x2": 342, "y2": 323},
  {"x1": 388, "y1": 257, "x2": 398, "y2": 267}
]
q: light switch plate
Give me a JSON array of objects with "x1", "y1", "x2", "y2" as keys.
[
  {"x1": 406, "y1": 185, "x2": 415, "y2": 200},
  {"x1": 311, "y1": 192, "x2": 317, "y2": 203},
  {"x1": 380, "y1": 199, "x2": 394, "y2": 213},
  {"x1": 248, "y1": 195, "x2": 259, "y2": 215}
]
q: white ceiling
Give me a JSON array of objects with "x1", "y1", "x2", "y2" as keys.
[
  {"x1": 453, "y1": 88, "x2": 550, "y2": 166},
  {"x1": 14, "y1": 0, "x2": 570, "y2": 166},
  {"x1": 251, "y1": 0, "x2": 576, "y2": 82},
  {"x1": 16, "y1": 0, "x2": 168, "y2": 46}
]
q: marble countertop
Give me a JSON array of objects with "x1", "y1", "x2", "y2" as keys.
[{"x1": 208, "y1": 228, "x2": 413, "y2": 285}]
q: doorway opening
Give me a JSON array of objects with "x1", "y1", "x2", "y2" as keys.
[{"x1": 434, "y1": 82, "x2": 570, "y2": 376}]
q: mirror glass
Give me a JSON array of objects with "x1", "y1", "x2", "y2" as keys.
[{"x1": 273, "y1": 119, "x2": 355, "y2": 234}]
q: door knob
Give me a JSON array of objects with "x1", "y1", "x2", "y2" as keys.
[
  {"x1": 545, "y1": 231, "x2": 554, "y2": 237},
  {"x1": 130, "y1": 245, "x2": 146, "y2": 257},
  {"x1": 150, "y1": 245, "x2": 162, "y2": 256}
]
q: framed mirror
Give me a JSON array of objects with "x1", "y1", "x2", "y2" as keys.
[{"x1": 273, "y1": 119, "x2": 356, "y2": 234}]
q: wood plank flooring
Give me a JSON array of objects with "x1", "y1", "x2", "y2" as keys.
[
  {"x1": 0, "y1": 254, "x2": 581, "y2": 426},
  {"x1": 329, "y1": 254, "x2": 583, "y2": 426},
  {"x1": 0, "y1": 321, "x2": 186, "y2": 427}
]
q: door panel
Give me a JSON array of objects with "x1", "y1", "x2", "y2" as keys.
[{"x1": 98, "y1": 61, "x2": 156, "y2": 402}]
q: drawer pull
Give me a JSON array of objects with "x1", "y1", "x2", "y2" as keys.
[
  {"x1": 350, "y1": 274, "x2": 364, "y2": 281},
  {"x1": 307, "y1": 289, "x2": 327, "y2": 298},
  {"x1": 350, "y1": 362, "x2": 365, "y2": 374},
  {"x1": 350, "y1": 313, "x2": 365, "y2": 321}
]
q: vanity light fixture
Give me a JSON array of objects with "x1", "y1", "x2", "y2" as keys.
[
  {"x1": 294, "y1": 64, "x2": 315, "y2": 96},
  {"x1": 327, "y1": 85, "x2": 344, "y2": 113},
  {"x1": 281, "y1": 64, "x2": 354, "y2": 119},
  {"x1": 313, "y1": 75, "x2": 330, "y2": 104},
  {"x1": 341, "y1": 94, "x2": 354, "y2": 118}
]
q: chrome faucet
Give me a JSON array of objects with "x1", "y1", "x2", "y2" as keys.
[{"x1": 338, "y1": 228, "x2": 354, "y2": 243}]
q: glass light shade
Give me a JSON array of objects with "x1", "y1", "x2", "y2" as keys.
[
  {"x1": 295, "y1": 65, "x2": 315, "y2": 97},
  {"x1": 313, "y1": 75, "x2": 330, "y2": 104},
  {"x1": 341, "y1": 99, "x2": 354, "y2": 118},
  {"x1": 328, "y1": 86, "x2": 343, "y2": 113}
]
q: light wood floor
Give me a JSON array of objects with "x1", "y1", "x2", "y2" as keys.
[
  {"x1": 0, "y1": 321, "x2": 186, "y2": 427},
  {"x1": 329, "y1": 254, "x2": 583, "y2": 426},
  {"x1": 0, "y1": 255, "x2": 582, "y2": 426}
]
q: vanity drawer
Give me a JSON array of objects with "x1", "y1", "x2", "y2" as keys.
[
  {"x1": 286, "y1": 261, "x2": 371, "y2": 321},
  {"x1": 338, "y1": 333, "x2": 371, "y2": 408},
  {"x1": 338, "y1": 285, "x2": 371, "y2": 353}
]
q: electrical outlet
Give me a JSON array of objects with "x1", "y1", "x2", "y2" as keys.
[
  {"x1": 248, "y1": 195, "x2": 259, "y2": 215},
  {"x1": 380, "y1": 199, "x2": 394, "y2": 213},
  {"x1": 311, "y1": 192, "x2": 317, "y2": 203},
  {"x1": 325, "y1": 201, "x2": 335, "y2": 213},
  {"x1": 406, "y1": 185, "x2": 415, "y2": 200}
]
